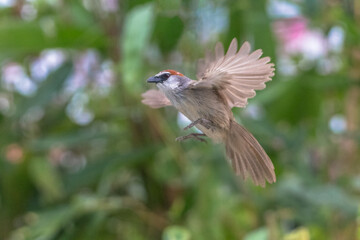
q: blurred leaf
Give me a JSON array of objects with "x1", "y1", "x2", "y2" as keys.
[
  {"x1": 247, "y1": 0, "x2": 276, "y2": 58},
  {"x1": 0, "y1": 20, "x2": 106, "y2": 59},
  {"x1": 153, "y1": 15, "x2": 184, "y2": 54},
  {"x1": 69, "y1": 1, "x2": 96, "y2": 27},
  {"x1": 277, "y1": 177, "x2": 358, "y2": 221},
  {"x1": 253, "y1": 78, "x2": 290, "y2": 104},
  {"x1": 11, "y1": 206, "x2": 75, "y2": 240},
  {"x1": 11, "y1": 194, "x2": 122, "y2": 240},
  {"x1": 127, "y1": 0, "x2": 153, "y2": 10},
  {"x1": 156, "y1": 0, "x2": 181, "y2": 11},
  {"x1": 122, "y1": 3, "x2": 154, "y2": 92},
  {"x1": 284, "y1": 227, "x2": 310, "y2": 240},
  {"x1": 303, "y1": 0, "x2": 322, "y2": 18},
  {"x1": 0, "y1": 161, "x2": 33, "y2": 216},
  {"x1": 29, "y1": 128, "x2": 108, "y2": 151},
  {"x1": 227, "y1": 3, "x2": 246, "y2": 43},
  {"x1": 265, "y1": 76, "x2": 322, "y2": 125},
  {"x1": 63, "y1": 147, "x2": 155, "y2": 193},
  {"x1": 150, "y1": 149, "x2": 181, "y2": 182},
  {"x1": 244, "y1": 227, "x2": 268, "y2": 240},
  {"x1": 16, "y1": 62, "x2": 73, "y2": 117},
  {"x1": 29, "y1": 158, "x2": 64, "y2": 202},
  {"x1": 358, "y1": 205, "x2": 360, "y2": 240},
  {"x1": 162, "y1": 226, "x2": 191, "y2": 240}
]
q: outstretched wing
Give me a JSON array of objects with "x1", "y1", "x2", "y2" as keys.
[
  {"x1": 141, "y1": 89, "x2": 171, "y2": 108},
  {"x1": 196, "y1": 38, "x2": 275, "y2": 108}
]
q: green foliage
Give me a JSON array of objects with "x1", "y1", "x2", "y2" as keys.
[
  {"x1": 244, "y1": 227, "x2": 268, "y2": 240},
  {"x1": 122, "y1": 3, "x2": 154, "y2": 92},
  {"x1": 153, "y1": 15, "x2": 184, "y2": 54},
  {"x1": 163, "y1": 226, "x2": 191, "y2": 240},
  {"x1": 29, "y1": 158, "x2": 65, "y2": 203},
  {"x1": 0, "y1": 20, "x2": 106, "y2": 60},
  {"x1": 15, "y1": 62, "x2": 73, "y2": 117},
  {"x1": 0, "y1": 0, "x2": 359, "y2": 240}
]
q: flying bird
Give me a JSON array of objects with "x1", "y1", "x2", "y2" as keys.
[{"x1": 142, "y1": 38, "x2": 275, "y2": 187}]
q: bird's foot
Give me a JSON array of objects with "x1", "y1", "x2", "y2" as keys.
[
  {"x1": 183, "y1": 118, "x2": 212, "y2": 130},
  {"x1": 175, "y1": 133, "x2": 207, "y2": 143}
]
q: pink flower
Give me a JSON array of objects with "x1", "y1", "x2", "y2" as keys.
[{"x1": 273, "y1": 17, "x2": 327, "y2": 60}]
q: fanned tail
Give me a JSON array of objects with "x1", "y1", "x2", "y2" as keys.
[{"x1": 225, "y1": 120, "x2": 276, "y2": 187}]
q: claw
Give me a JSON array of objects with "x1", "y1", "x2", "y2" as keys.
[
  {"x1": 175, "y1": 133, "x2": 207, "y2": 143},
  {"x1": 183, "y1": 118, "x2": 212, "y2": 130}
]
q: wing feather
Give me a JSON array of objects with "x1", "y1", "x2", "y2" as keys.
[
  {"x1": 215, "y1": 42, "x2": 224, "y2": 60},
  {"x1": 238, "y1": 41, "x2": 251, "y2": 56},
  {"x1": 141, "y1": 89, "x2": 171, "y2": 109},
  {"x1": 196, "y1": 38, "x2": 275, "y2": 108},
  {"x1": 225, "y1": 38, "x2": 238, "y2": 58}
]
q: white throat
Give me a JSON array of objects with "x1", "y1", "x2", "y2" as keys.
[
  {"x1": 158, "y1": 76, "x2": 180, "y2": 90},
  {"x1": 163, "y1": 80, "x2": 180, "y2": 89}
]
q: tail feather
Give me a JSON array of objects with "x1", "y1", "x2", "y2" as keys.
[{"x1": 225, "y1": 120, "x2": 276, "y2": 187}]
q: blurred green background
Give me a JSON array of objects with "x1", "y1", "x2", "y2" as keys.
[{"x1": 0, "y1": 0, "x2": 360, "y2": 239}]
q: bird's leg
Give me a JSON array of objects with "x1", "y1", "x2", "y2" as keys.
[
  {"x1": 175, "y1": 133, "x2": 207, "y2": 143},
  {"x1": 183, "y1": 118, "x2": 212, "y2": 130}
]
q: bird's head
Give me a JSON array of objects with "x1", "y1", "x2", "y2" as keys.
[{"x1": 146, "y1": 70, "x2": 190, "y2": 91}]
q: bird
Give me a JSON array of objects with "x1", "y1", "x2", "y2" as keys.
[{"x1": 141, "y1": 38, "x2": 275, "y2": 187}]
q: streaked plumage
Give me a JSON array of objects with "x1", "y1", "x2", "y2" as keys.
[{"x1": 142, "y1": 38, "x2": 276, "y2": 187}]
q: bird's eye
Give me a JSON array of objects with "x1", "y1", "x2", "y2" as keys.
[{"x1": 159, "y1": 73, "x2": 171, "y2": 80}]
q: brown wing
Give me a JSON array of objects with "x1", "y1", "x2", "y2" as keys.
[
  {"x1": 141, "y1": 89, "x2": 171, "y2": 108},
  {"x1": 196, "y1": 38, "x2": 275, "y2": 108}
]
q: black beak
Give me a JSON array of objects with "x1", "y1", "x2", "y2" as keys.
[{"x1": 146, "y1": 76, "x2": 161, "y2": 83}]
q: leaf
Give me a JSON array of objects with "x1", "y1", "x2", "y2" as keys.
[
  {"x1": 28, "y1": 158, "x2": 64, "y2": 202},
  {"x1": 12, "y1": 206, "x2": 75, "y2": 240},
  {"x1": 246, "y1": 0, "x2": 276, "y2": 58},
  {"x1": 15, "y1": 62, "x2": 73, "y2": 117},
  {"x1": 284, "y1": 227, "x2": 310, "y2": 240},
  {"x1": 156, "y1": 0, "x2": 181, "y2": 11},
  {"x1": 63, "y1": 147, "x2": 155, "y2": 194},
  {"x1": 153, "y1": 15, "x2": 184, "y2": 54},
  {"x1": 0, "y1": 160, "x2": 33, "y2": 216},
  {"x1": 358, "y1": 205, "x2": 360, "y2": 240},
  {"x1": 127, "y1": 0, "x2": 153, "y2": 10},
  {"x1": 227, "y1": 3, "x2": 246, "y2": 44},
  {"x1": 121, "y1": 3, "x2": 154, "y2": 93},
  {"x1": 163, "y1": 226, "x2": 191, "y2": 240},
  {"x1": 69, "y1": 1, "x2": 96, "y2": 27},
  {"x1": 265, "y1": 76, "x2": 322, "y2": 125},
  {"x1": 244, "y1": 227, "x2": 268, "y2": 240},
  {"x1": 277, "y1": 177, "x2": 358, "y2": 221},
  {"x1": 10, "y1": 194, "x2": 122, "y2": 240},
  {"x1": 29, "y1": 128, "x2": 109, "y2": 151},
  {"x1": 0, "y1": 20, "x2": 106, "y2": 59}
]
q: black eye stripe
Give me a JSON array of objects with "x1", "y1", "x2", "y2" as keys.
[
  {"x1": 160, "y1": 73, "x2": 170, "y2": 77},
  {"x1": 157, "y1": 73, "x2": 171, "y2": 81}
]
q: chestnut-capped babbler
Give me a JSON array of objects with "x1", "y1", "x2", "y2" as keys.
[{"x1": 142, "y1": 38, "x2": 275, "y2": 187}]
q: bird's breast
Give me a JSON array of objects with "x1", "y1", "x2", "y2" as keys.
[{"x1": 166, "y1": 89, "x2": 231, "y2": 141}]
